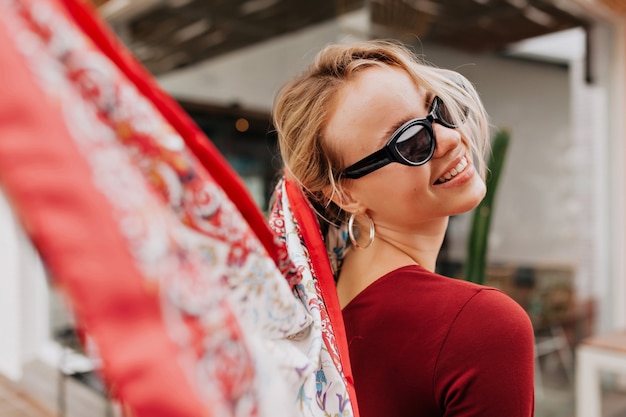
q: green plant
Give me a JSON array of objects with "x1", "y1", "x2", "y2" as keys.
[{"x1": 463, "y1": 129, "x2": 510, "y2": 284}]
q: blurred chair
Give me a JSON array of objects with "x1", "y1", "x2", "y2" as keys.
[
  {"x1": 530, "y1": 275, "x2": 576, "y2": 395},
  {"x1": 55, "y1": 327, "x2": 113, "y2": 417},
  {"x1": 534, "y1": 324, "x2": 574, "y2": 395}
]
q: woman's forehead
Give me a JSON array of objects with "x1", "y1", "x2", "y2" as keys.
[
  {"x1": 328, "y1": 67, "x2": 429, "y2": 126},
  {"x1": 322, "y1": 65, "x2": 430, "y2": 158}
]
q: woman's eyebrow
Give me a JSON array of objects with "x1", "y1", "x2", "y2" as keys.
[
  {"x1": 381, "y1": 119, "x2": 408, "y2": 143},
  {"x1": 379, "y1": 93, "x2": 433, "y2": 143},
  {"x1": 424, "y1": 91, "x2": 434, "y2": 110}
]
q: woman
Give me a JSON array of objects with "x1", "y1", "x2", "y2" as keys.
[{"x1": 272, "y1": 40, "x2": 534, "y2": 416}]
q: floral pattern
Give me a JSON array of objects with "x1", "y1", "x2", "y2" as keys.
[{"x1": 269, "y1": 180, "x2": 354, "y2": 417}]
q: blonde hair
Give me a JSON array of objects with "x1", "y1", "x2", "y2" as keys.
[{"x1": 272, "y1": 39, "x2": 490, "y2": 224}]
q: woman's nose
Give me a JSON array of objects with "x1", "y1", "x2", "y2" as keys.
[{"x1": 432, "y1": 123, "x2": 461, "y2": 158}]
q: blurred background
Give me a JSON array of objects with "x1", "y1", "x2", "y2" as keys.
[{"x1": 1, "y1": 0, "x2": 626, "y2": 416}]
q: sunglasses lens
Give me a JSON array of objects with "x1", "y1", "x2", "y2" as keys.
[
  {"x1": 395, "y1": 124, "x2": 433, "y2": 164},
  {"x1": 436, "y1": 97, "x2": 468, "y2": 128}
]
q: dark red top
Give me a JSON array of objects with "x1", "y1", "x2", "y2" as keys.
[{"x1": 342, "y1": 265, "x2": 535, "y2": 417}]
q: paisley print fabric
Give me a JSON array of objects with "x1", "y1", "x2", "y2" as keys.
[{"x1": 269, "y1": 179, "x2": 357, "y2": 417}]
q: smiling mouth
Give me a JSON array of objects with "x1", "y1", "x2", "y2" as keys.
[{"x1": 434, "y1": 156, "x2": 469, "y2": 185}]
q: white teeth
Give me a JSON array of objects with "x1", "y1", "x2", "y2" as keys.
[{"x1": 438, "y1": 157, "x2": 468, "y2": 183}]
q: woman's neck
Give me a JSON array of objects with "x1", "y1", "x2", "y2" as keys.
[
  {"x1": 371, "y1": 216, "x2": 449, "y2": 271},
  {"x1": 336, "y1": 217, "x2": 448, "y2": 308}
]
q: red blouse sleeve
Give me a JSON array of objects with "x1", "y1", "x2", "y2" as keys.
[{"x1": 433, "y1": 289, "x2": 535, "y2": 417}]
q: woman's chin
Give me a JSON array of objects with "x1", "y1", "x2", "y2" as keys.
[{"x1": 455, "y1": 182, "x2": 487, "y2": 215}]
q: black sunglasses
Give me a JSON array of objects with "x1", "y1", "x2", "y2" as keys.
[{"x1": 342, "y1": 96, "x2": 461, "y2": 179}]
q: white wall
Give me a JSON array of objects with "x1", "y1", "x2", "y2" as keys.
[
  {"x1": 0, "y1": 190, "x2": 50, "y2": 380},
  {"x1": 587, "y1": 20, "x2": 626, "y2": 332},
  {"x1": 421, "y1": 46, "x2": 576, "y2": 267},
  {"x1": 613, "y1": 22, "x2": 626, "y2": 330},
  {"x1": 158, "y1": 19, "x2": 343, "y2": 110},
  {"x1": 0, "y1": 190, "x2": 23, "y2": 379}
]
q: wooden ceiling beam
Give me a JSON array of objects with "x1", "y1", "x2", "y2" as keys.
[{"x1": 103, "y1": 0, "x2": 590, "y2": 75}]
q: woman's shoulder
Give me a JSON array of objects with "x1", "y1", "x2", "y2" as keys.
[
  {"x1": 386, "y1": 265, "x2": 531, "y2": 321},
  {"x1": 343, "y1": 264, "x2": 532, "y2": 330},
  {"x1": 441, "y1": 281, "x2": 534, "y2": 354},
  {"x1": 382, "y1": 264, "x2": 503, "y2": 295}
]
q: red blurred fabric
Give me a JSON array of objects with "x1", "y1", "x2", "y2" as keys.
[{"x1": 0, "y1": 8, "x2": 208, "y2": 415}]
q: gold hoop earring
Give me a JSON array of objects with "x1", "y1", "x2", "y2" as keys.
[{"x1": 348, "y1": 213, "x2": 375, "y2": 249}]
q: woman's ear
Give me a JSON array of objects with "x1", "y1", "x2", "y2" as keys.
[{"x1": 322, "y1": 182, "x2": 365, "y2": 215}]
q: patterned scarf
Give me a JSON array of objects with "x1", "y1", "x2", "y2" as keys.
[{"x1": 0, "y1": 0, "x2": 357, "y2": 416}]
